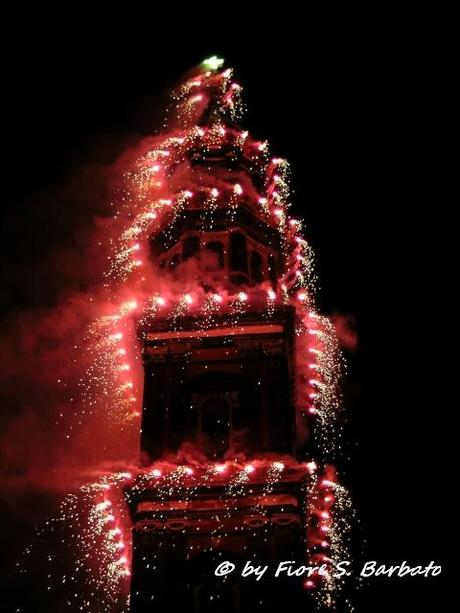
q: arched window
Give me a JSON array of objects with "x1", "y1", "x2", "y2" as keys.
[
  {"x1": 268, "y1": 253, "x2": 278, "y2": 285},
  {"x1": 200, "y1": 397, "x2": 231, "y2": 458},
  {"x1": 205, "y1": 241, "x2": 224, "y2": 268},
  {"x1": 230, "y1": 232, "x2": 248, "y2": 273},
  {"x1": 250, "y1": 251, "x2": 264, "y2": 283},
  {"x1": 183, "y1": 236, "x2": 200, "y2": 260},
  {"x1": 169, "y1": 253, "x2": 180, "y2": 270}
]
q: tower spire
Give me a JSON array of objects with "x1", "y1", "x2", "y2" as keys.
[{"x1": 171, "y1": 59, "x2": 244, "y2": 129}]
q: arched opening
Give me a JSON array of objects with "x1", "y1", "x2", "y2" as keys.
[
  {"x1": 183, "y1": 236, "x2": 200, "y2": 260},
  {"x1": 169, "y1": 253, "x2": 180, "y2": 270},
  {"x1": 200, "y1": 396, "x2": 230, "y2": 458},
  {"x1": 230, "y1": 232, "x2": 248, "y2": 273},
  {"x1": 268, "y1": 253, "x2": 278, "y2": 285},
  {"x1": 205, "y1": 241, "x2": 225, "y2": 268},
  {"x1": 186, "y1": 370, "x2": 255, "y2": 458},
  {"x1": 250, "y1": 251, "x2": 264, "y2": 283}
]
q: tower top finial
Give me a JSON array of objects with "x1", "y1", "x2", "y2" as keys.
[
  {"x1": 201, "y1": 55, "x2": 225, "y2": 71},
  {"x1": 170, "y1": 60, "x2": 243, "y2": 128}
]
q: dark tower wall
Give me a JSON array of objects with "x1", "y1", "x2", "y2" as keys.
[
  {"x1": 127, "y1": 63, "x2": 324, "y2": 613},
  {"x1": 140, "y1": 309, "x2": 296, "y2": 462}
]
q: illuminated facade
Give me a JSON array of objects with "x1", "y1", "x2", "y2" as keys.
[
  {"x1": 129, "y1": 116, "x2": 309, "y2": 613},
  {"x1": 125, "y1": 59, "x2": 345, "y2": 612},
  {"x1": 10, "y1": 57, "x2": 349, "y2": 613}
]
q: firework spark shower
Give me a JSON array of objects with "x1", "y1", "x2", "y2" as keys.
[
  {"x1": 0, "y1": 33, "x2": 448, "y2": 613},
  {"x1": 0, "y1": 56, "x2": 353, "y2": 612}
]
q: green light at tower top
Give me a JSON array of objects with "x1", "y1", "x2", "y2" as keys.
[{"x1": 202, "y1": 56, "x2": 224, "y2": 71}]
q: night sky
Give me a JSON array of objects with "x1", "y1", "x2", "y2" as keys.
[{"x1": 0, "y1": 17, "x2": 451, "y2": 612}]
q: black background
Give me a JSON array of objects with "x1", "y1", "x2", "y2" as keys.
[{"x1": 0, "y1": 13, "x2": 452, "y2": 612}]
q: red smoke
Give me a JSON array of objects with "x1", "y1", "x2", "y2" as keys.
[
  {"x1": 0, "y1": 148, "x2": 146, "y2": 504},
  {"x1": 330, "y1": 313, "x2": 358, "y2": 350}
]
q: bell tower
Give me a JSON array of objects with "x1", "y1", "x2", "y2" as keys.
[
  {"x1": 128, "y1": 59, "x2": 339, "y2": 612},
  {"x1": 139, "y1": 133, "x2": 298, "y2": 464}
]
